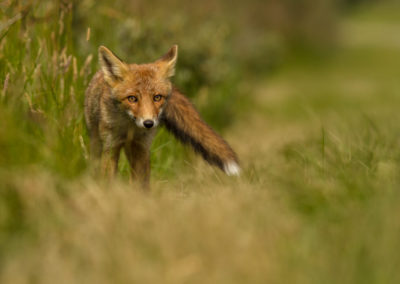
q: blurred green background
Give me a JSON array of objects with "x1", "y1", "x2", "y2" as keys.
[
  {"x1": 1, "y1": 0, "x2": 400, "y2": 283},
  {"x1": 0, "y1": 0, "x2": 381, "y2": 177}
]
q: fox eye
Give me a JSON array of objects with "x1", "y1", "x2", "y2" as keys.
[
  {"x1": 127, "y1": 96, "x2": 138, "y2": 103},
  {"x1": 153, "y1": 94, "x2": 162, "y2": 102}
]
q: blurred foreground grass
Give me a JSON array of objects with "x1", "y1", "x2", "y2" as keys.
[{"x1": 1, "y1": 0, "x2": 400, "y2": 283}]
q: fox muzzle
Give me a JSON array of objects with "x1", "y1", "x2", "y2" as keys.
[
  {"x1": 143, "y1": 120, "x2": 154, "y2": 128},
  {"x1": 135, "y1": 117, "x2": 159, "y2": 129}
]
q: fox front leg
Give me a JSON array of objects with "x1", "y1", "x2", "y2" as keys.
[
  {"x1": 89, "y1": 132, "x2": 103, "y2": 163},
  {"x1": 124, "y1": 140, "x2": 151, "y2": 190},
  {"x1": 100, "y1": 147, "x2": 121, "y2": 179},
  {"x1": 100, "y1": 134, "x2": 122, "y2": 179}
]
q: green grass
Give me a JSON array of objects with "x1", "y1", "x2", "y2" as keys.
[{"x1": 1, "y1": 1, "x2": 400, "y2": 283}]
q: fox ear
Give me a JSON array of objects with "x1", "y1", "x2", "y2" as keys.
[
  {"x1": 98, "y1": 46, "x2": 128, "y2": 86},
  {"x1": 157, "y1": 45, "x2": 178, "y2": 78}
]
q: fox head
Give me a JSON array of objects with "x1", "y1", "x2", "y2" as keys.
[{"x1": 98, "y1": 45, "x2": 178, "y2": 129}]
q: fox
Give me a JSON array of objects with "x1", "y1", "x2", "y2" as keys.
[{"x1": 84, "y1": 45, "x2": 240, "y2": 189}]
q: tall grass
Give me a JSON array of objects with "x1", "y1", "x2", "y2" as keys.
[
  {"x1": 0, "y1": 0, "x2": 343, "y2": 177},
  {"x1": 1, "y1": 0, "x2": 400, "y2": 283},
  {"x1": 0, "y1": 0, "x2": 243, "y2": 179}
]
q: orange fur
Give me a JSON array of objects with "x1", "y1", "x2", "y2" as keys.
[
  {"x1": 162, "y1": 88, "x2": 239, "y2": 171},
  {"x1": 84, "y1": 45, "x2": 240, "y2": 189}
]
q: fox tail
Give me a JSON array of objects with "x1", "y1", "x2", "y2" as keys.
[{"x1": 162, "y1": 88, "x2": 240, "y2": 176}]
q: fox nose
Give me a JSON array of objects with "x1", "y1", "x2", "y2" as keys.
[{"x1": 143, "y1": 120, "x2": 154, "y2": 129}]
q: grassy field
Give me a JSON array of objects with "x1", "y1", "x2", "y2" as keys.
[{"x1": 1, "y1": 1, "x2": 400, "y2": 283}]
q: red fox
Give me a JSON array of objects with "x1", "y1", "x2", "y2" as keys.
[{"x1": 84, "y1": 45, "x2": 240, "y2": 188}]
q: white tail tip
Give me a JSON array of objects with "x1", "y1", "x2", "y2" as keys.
[{"x1": 223, "y1": 161, "x2": 241, "y2": 176}]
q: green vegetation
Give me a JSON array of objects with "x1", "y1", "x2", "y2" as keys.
[{"x1": 1, "y1": 0, "x2": 400, "y2": 283}]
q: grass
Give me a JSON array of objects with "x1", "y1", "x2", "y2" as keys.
[{"x1": 1, "y1": 1, "x2": 400, "y2": 283}]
